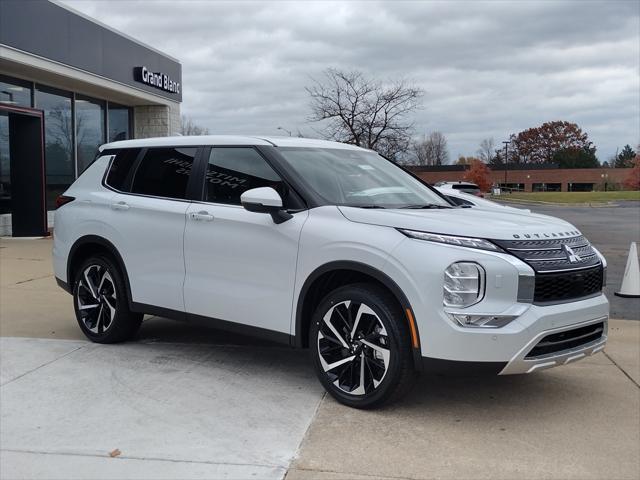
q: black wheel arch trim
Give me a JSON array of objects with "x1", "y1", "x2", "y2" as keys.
[
  {"x1": 294, "y1": 260, "x2": 423, "y2": 369},
  {"x1": 67, "y1": 235, "x2": 134, "y2": 306}
]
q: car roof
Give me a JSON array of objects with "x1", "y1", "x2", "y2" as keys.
[{"x1": 100, "y1": 135, "x2": 370, "y2": 152}]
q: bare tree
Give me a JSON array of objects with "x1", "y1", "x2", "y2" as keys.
[
  {"x1": 477, "y1": 138, "x2": 495, "y2": 164},
  {"x1": 306, "y1": 69, "x2": 423, "y2": 161},
  {"x1": 411, "y1": 134, "x2": 430, "y2": 165},
  {"x1": 180, "y1": 115, "x2": 210, "y2": 136},
  {"x1": 412, "y1": 131, "x2": 449, "y2": 165}
]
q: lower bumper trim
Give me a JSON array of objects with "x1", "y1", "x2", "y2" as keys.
[
  {"x1": 421, "y1": 357, "x2": 507, "y2": 376},
  {"x1": 500, "y1": 316, "x2": 608, "y2": 375}
]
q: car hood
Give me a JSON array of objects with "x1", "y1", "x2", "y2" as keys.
[{"x1": 337, "y1": 206, "x2": 580, "y2": 240}]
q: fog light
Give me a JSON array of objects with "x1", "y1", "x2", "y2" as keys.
[
  {"x1": 448, "y1": 313, "x2": 518, "y2": 328},
  {"x1": 443, "y1": 262, "x2": 485, "y2": 308}
]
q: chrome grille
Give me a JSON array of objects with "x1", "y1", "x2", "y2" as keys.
[
  {"x1": 492, "y1": 235, "x2": 601, "y2": 273},
  {"x1": 493, "y1": 235, "x2": 604, "y2": 304}
]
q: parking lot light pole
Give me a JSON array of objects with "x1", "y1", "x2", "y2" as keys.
[{"x1": 502, "y1": 141, "x2": 509, "y2": 188}]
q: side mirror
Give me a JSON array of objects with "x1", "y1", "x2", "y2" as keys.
[{"x1": 240, "y1": 187, "x2": 293, "y2": 224}]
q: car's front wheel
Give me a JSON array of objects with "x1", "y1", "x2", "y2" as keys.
[
  {"x1": 73, "y1": 256, "x2": 142, "y2": 343},
  {"x1": 310, "y1": 284, "x2": 415, "y2": 408}
]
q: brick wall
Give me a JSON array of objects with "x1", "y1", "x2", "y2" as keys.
[
  {"x1": 133, "y1": 103, "x2": 181, "y2": 138},
  {"x1": 412, "y1": 167, "x2": 633, "y2": 192}
]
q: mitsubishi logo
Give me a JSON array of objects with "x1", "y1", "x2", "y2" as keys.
[{"x1": 563, "y1": 244, "x2": 582, "y2": 263}]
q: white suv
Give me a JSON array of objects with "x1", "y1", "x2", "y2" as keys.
[{"x1": 53, "y1": 136, "x2": 609, "y2": 408}]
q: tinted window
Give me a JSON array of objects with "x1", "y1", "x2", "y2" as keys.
[
  {"x1": 131, "y1": 147, "x2": 197, "y2": 199},
  {"x1": 206, "y1": 148, "x2": 284, "y2": 205},
  {"x1": 446, "y1": 195, "x2": 474, "y2": 206},
  {"x1": 105, "y1": 148, "x2": 140, "y2": 191},
  {"x1": 452, "y1": 184, "x2": 479, "y2": 192}
]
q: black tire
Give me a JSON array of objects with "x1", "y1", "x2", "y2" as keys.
[
  {"x1": 309, "y1": 283, "x2": 415, "y2": 409},
  {"x1": 73, "y1": 255, "x2": 142, "y2": 343}
]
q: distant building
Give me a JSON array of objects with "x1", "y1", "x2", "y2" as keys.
[{"x1": 409, "y1": 164, "x2": 633, "y2": 193}]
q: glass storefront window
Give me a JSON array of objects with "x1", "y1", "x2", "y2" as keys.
[
  {"x1": 108, "y1": 103, "x2": 131, "y2": 142},
  {"x1": 76, "y1": 95, "x2": 105, "y2": 173},
  {"x1": 3, "y1": 79, "x2": 133, "y2": 211},
  {"x1": 36, "y1": 85, "x2": 74, "y2": 210},
  {"x1": 0, "y1": 75, "x2": 32, "y2": 108}
]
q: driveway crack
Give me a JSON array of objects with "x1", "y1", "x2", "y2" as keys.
[
  {"x1": 13, "y1": 274, "x2": 53, "y2": 285},
  {"x1": 0, "y1": 448, "x2": 286, "y2": 470},
  {"x1": 0, "y1": 344, "x2": 86, "y2": 387},
  {"x1": 604, "y1": 351, "x2": 640, "y2": 389}
]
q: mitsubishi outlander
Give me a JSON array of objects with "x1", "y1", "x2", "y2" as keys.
[{"x1": 53, "y1": 136, "x2": 609, "y2": 408}]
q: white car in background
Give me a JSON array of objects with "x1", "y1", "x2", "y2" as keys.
[
  {"x1": 435, "y1": 181, "x2": 484, "y2": 197},
  {"x1": 435, "y1": 187, "x2": 530, "y2": 213}
]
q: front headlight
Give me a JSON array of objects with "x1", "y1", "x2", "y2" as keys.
[
  {"x1": 444, "y1": 262, "x2": 485, "y2": 308},
  {"x1": 592, "y1": 246, "x2": 607, "y2": 286},
  {"x1": 398, "y1": 229, "x2": 502, "y2": 252}
]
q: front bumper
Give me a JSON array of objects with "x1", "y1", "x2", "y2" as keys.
[{"x1": 499, "y1": 316, "x2": 607, "y2": 375}]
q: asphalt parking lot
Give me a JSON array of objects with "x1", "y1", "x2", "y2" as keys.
[
  {"x1": 1, "y1": 237, "x2": 639, "y2": 479},
  {"x1": 499, "y1": 200, "x2": 640, "y2": 320}
]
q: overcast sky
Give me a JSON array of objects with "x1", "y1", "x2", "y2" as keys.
[{"x1": 62, "y1": 0, "x2": 639, "y2": 161}]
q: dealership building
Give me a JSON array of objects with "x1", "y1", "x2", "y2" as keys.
[
  {"x1": 410, "y1": 164, "x2": 634, "y2": 193},
  {"x1": 0, "y1": 0, "x2": 182, "y2": 236}
]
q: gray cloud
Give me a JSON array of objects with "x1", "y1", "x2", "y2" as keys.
[{"x1": 62, "y1": 0, "x2": 639, "y2": 160}]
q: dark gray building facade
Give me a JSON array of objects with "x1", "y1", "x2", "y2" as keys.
[{"x1": 0, "y1": 0, "x2": 182, "y2": 235}]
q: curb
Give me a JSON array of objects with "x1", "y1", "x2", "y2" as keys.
[{"x1": 491, "y1": 198, "x2": 618, "y2": 207}]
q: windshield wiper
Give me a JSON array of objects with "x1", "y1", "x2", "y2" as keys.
[
  {"x1": 355, "y1": 205, "x2": 387, "y2": 209},
  {"x1": 399, "y1": 204, "x2": 451, "y2": 209}
]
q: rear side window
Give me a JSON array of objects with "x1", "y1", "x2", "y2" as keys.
[
  {"x1": 452, "y1": 184, "x2": 479, "y2": 191},
  {"x1": 447, "y1": 195, "x2": 474, "y2": 206},
  {"x1": 105, "y1": 148, "x2": 140, "y2": 191},
  {"x1": 205, "y1": 147, "x2": 285, "y2": 205},
  {"x1": 130, "y1": 147, "x2": 197, "y2": 199}
]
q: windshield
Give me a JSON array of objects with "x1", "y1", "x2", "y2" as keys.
[{"x1": 277, "y1": 147, "x2": 449, "y2": 208}]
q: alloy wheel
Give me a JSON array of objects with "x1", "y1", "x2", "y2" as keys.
[
  {"x1": 76, "y1": 264, "x2": 117, "y2": 334},
  {"x1": 317, "y1": 300, "x2": 391, "y2": 395}
]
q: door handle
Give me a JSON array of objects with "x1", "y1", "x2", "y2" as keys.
[
  {"x1": 111, "y1": 201, "x2": 130, "y2": 211},
  {"x1": 190, "y1": 210, "x2": 214, "y2": 221}
]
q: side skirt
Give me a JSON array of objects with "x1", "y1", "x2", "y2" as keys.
[{"x1": 130, "y1": 302, "x2": 294, "y2": 346}]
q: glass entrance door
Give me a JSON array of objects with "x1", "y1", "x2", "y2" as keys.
[
  {"x1": 0, "y1": 112, "x2": 10, "y2": 215},
  {"x1": 0, "y1": 105, "x2": 47, "y2": 236}
]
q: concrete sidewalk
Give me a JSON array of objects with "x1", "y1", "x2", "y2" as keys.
[
  {"x1": 1, "y1": 237, "x2": 639, "y2": 480},
  {"x1": 1, "y1": 337, "x2": 323, "y2": 480}
]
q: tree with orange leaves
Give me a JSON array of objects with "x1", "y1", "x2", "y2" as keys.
[
  {"x1": 623, "y1": 152, "x2": 640, "y2": 190},
  {"x1": 463, "y1": 159, "x2": 493, "y2": 192}
]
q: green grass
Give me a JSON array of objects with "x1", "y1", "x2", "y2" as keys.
[{"x1": 491, "y1": 191, "x2": 640, "y2": 204}]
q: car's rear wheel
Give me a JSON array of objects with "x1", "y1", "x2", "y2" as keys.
[
  {"x1": 310, "y1": 283, "x2": 415, "y2": 409},
  {"x1": 73, "y1": 256, "x2": 142, "y2": 343}
]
